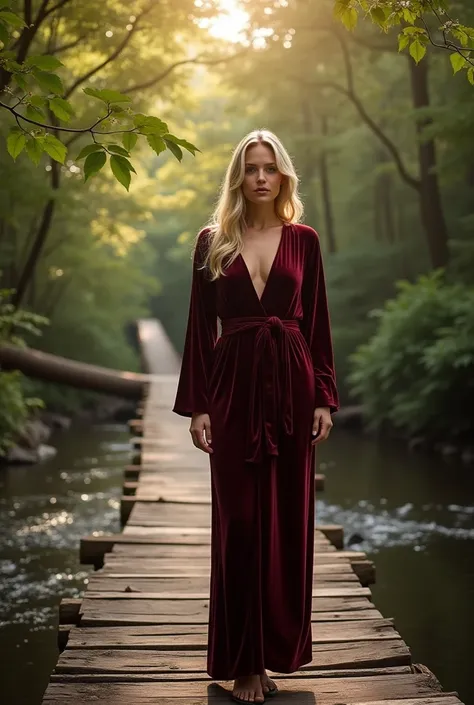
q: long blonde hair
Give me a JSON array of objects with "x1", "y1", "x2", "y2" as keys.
[{"x1": 196, "y1": 129, "x2": 304, "y2": 280}]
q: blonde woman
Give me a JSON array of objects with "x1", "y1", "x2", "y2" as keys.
[{"x1": 173, "y1": 129, "x2": 339, "y2": 703}]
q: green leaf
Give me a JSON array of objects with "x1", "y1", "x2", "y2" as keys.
[
  {"x1": 25, "y1": 104, "x2": 45, "y2": 122},
  {"x1": 83, "y1": 87, "x2": 132, "y2": 104},
  {"x1": 0, "y1": 19, "x2": 9, "y2": 45},
  {"x1": 7, "y1": 129, "x2": 26, "y2": 160},
  {"x1": 0, "y1": 10, "x2": 26, "y2": 28},
  {"x1": 76, "y1": 143, "x2": 105, "y2": 160},
  {"x1": 30, "y1": 95, "x2": 47, "y2": 108},
  {"x1": 32, "y1": 69, "x2": 64, "y2": 95},
  {"x1": 107, "y1": 143, "x2": 130, "y2": 157},
  {"x1": 338, "y1": 5, "x2": 358, "y2": 30},
  {"x1": 25, "y1": 54, "x2": 64, "y2": 71},
  {"x1": 25, "y1": 137, "x2": 43, "y2": 166},
  {"x1": 450, "y1": 52, "x2": 467, "y2": 74},
  {"x1": 163, "y1": 133, "x2": 200, "y2": 155},
  {"x1": 370, "y1": 7, "x2": 385, "y2": 26},
  {"x1": 398, "y1": 33, "x2": 410, "y2": 52},
  {"x1": 122, "y1": 132, "x2": 138, "y2": 151},
  {"x1": 134, "y1": 114, "x2": 168, "y2": 135},
  {"x1": 164, "y1": 137, "x2": 183, "y2": 162},
  {"x1": 409, "y1": 39, "x2": 426, "y2": 64},
  {"x1": 49, "y1": 96, "x2": 75, "y2": 122},
  {"x1": 110, "y1": 154, "x2": 132, "y2": 191},
  {"x1": 84, "y1": 151, "x2": 107, "y2": 182},
  {"x1": 42, "y1": 134, "x2": 67, "y2": 164},
  {"x1": 12, "y1": 72, "x2": 29, "y2": 91},
  {"x1": 402, "y1": 8, "x2": 416, "y2": 24},
  {"x1": 467, "y1": 67, "x2": 474, "y2": 85},
  {"x1": 146, "y1": 133, "x2": 166, "y2": 156}
]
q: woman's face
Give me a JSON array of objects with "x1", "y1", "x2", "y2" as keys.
[{"x1": 241, "y1": 142, "x2": 283, "y2": 206}]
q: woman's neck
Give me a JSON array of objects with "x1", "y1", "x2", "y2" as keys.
[{"x1": 245, "y1": 204, "x2": 282, "y2": 231}]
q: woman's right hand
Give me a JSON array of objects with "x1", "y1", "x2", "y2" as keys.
[{"x1": 190, "y1": 412, "x2": 213, "y2": 454}]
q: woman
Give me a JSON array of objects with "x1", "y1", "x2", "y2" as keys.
[{"x1": 172, "y1": 129, "x2": 339, "y2": 703}]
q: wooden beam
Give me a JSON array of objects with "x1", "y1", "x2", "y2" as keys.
[{"x1": 59, "y1": 598, "x2": 82, "y2": 625}]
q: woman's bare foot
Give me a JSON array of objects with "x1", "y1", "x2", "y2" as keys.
[
  {"x1": 260, "y1": 669, "x2": 277, "y2": 695},
  {"x1": 232, "y1": 674, "x2": 265, "y2": 702}
]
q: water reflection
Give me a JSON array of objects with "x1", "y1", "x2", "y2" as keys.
[{"x1": 0, "y1": 423, "x2": 131, "y2": 704}]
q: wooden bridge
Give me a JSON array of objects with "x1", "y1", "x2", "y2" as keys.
[{"x1": 41, "y1": 319, "x2": 464, "y2": 704}]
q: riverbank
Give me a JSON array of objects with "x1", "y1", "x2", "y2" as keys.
[{"x1": 337, "y1": 405, "x2": 474, "y2": 465}]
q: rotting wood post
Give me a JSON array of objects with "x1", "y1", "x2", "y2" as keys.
[
  {"x1": 315, "y1": 474, "x2": 325, "y2": 491},
  {"x1": 57, "y1": 625, "x2": 73, "y2": 652},
  {"x1": 317, "y1": 524, "x2": 344, "y2": 549},
  {"x1": 124, "y1": 465, "x2": 141, "y2": 481},
  {"x1": 58, "y1": 598, "x2": 82, "y2": 625},
  {"x1": 128, "y1": 419, "x2": 143, "y2": 435},
  {"x1": 350, "y1": 559, "x2": 376, "y2": 586},
  {"x1": 122, "y1": 482, "x2": 138, "y2": 496}
]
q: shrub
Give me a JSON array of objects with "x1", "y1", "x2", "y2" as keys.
[
  {"x1": 0, "y1": 288, "x2": 47, "y2": 455},
  {"x1": 348, "y1": 270, "x2": 474, "y2": 440}
]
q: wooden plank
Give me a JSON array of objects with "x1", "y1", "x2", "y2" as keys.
[
  {"x1": 99, "y1": 564, "x2": 359, "y2": 582},
  {"x1": 84, "y1": 590, "x2": 372, "y2": 602},
  {"x1": 65, "y1": 620, "x2": 399, "y2": 649},
  {"x1": 80, "y1": 607, "x2": 385, "y2": 627},
  {"x1": 110, "y1": 545, "x2": 366, "y2": 560},
  {"x1": 85, "y1": 575, "x2": 368, "y2": 597},
  {"x1": 55, "y1": 641, "x2": 410, "y2": 674},
  {"x1": 41, "y1": 674, "x2": 455, "y2": 704},
  {"x1": 59, "y1": 599, "x2": 82, "y2": 625},
  {"x1": 51, "y1": 666, "x2": 415, "y2": 681}
]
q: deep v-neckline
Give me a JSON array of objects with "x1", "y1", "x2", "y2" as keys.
[{"x1": 239, "y1": 222, "x2": 287, "y2": 306}]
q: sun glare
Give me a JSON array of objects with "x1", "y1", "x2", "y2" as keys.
[{"x1": 196, "y1": 0, "x2": 249, "y2": 43}]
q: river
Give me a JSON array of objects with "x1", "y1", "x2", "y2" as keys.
[{"x1": 0, "y1": 422, "x2": 473, "y2": 704}]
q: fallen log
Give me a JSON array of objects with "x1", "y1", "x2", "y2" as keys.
[{"x1": 0, "y1": 344, "x2": 149, "y2": 399}]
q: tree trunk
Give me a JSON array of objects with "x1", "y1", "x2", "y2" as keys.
[
  {"x1": 319, "y1": 115, "x2": 337, "y2": 253},
  {"x1": 409, "y1": 57, "x2": 449, "y2": 269},
  {"x1": 300, "y1": 98, "x2": 319, "y2": 227},
  {"x1": 0, "y1": 345, "x2": 147, "y2": 399},
  {"x1": 12, "y1": 160, "x2": 60, "y2": 308}
]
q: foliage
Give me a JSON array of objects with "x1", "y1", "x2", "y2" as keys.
[
  {"x1": 0, "y1": 286, "x2": 46, "y2": 455},
  {"x1": 334, "y1": 0, "x2": 474, "y2": 83},
  {"x1": 0, "y1": 1, "x2": 202, "y2": 189},
  {"x1": 348, "y1": 270, "x2": 474, "y2": 439}
]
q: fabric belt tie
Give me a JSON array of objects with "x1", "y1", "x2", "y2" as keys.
[{"x1": 221, "y1": 316, "x2": 300, "y2": 464}]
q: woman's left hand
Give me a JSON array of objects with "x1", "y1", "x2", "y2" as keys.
[{"x1": 311, "y1": 406, "x2": 333, "y2": 445}]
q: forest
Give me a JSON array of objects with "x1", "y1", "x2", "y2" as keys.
[{"x1": 1, "y1": 0, "x2": 474, "y2": 456}]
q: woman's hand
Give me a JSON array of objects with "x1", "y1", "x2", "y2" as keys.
[
  {"x1": 190, "y1": 412, "x2": 213, "y2": 454},
  {"x1": 311, "y1": 406, "x2": 333, "y2": 445}
]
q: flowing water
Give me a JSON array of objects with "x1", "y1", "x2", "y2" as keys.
[{"x1": 0, "y1": 423, "x2": 473, "y2": 704}]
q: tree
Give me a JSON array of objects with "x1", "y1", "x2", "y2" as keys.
[{"x1": 334, "y1": 0, "x2": 474, "y2": 84}]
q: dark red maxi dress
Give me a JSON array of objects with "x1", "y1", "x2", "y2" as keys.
[{"x1": 172, "y1": 221, "x2": 339, "y2": 680}]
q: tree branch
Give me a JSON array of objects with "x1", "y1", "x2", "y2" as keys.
[
  {"x1": 64, "y1": 4, "x2": 153, "y2": 99},
  {"x1": 125, "y1": 48, "x2": 250, "y2": 94}
]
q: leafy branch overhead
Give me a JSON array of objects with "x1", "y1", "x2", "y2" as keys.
[
  {"x1": 334, "y1": 0, "x2": 474, "y2": 83},
  {"x1": 0, "y1": 7, "x2": 200, "y2": 190}
]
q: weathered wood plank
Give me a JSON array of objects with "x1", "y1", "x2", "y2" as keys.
[
  {"x1": 55, "y1": 641, "x2": 410, "y2": 674},
  {"x1": 59, "y1": 598, "x2": 82, "y2": 625},
  {"x1": 41, "y1": 674, "x2": 455, "y2": 704},
  {"x1": 79, "y1": 608, "x2": 385, "y2": 627},
  {"x1": 86, "y1": 575, "x2": 369, "y2": 597},
  {"x1": 65, "y1": 619, "x2": 398, "y2": 650},
  {"x1": 51, "y1": 665, "x2": 414, "y2": 681},
  {"x1": 98, "y1": 563, "x2": 359, "y2": 582}
]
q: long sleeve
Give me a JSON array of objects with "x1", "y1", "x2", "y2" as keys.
[
  {"x1": 300, "y1": 229, "x2": 339, "y2": 413},
  {"x1": 172, "y1": 229, "x2": 218, "y2": 417}
]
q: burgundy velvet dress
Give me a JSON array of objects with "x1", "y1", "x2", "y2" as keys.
[{"x1": 172, "y1": 221, "x2": 339, "y2": 680}]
